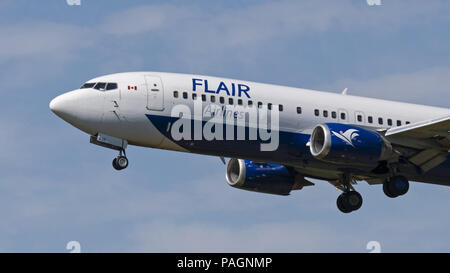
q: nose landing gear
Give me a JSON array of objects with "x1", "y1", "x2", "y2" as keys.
[
  {"x1": 112, "y1": 149, "x2": 129, "y2": 171},
  {"x1": 90, "y1": 133, "x2": 130, "y2": 171}
]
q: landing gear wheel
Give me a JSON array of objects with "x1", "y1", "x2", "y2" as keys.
[
  {"x1": 337, "y1": 191, "x2": 363, "y2": 213},
  {"x1": 112, "y1": 158, "x2": 120, "y2": 170},
  {"x1": 345, "y1": 191, "x2": 363, "y2": 211},
  {"x1": 112, "y1": 156, "x2": 128, "y2": 170},
  {"x1": 337, "y1": 194, "x2": 352, "y2": 214},
  {"x1": 383, "y1": 181, "x2": 398, "y2": 198},
  {"x1": 383, "y1": 176, "x2": 409, "y2": 198}
]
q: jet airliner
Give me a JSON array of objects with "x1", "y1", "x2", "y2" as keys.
[{"x1": 50, "y1": 72, "x2": 450, "y2": 213}]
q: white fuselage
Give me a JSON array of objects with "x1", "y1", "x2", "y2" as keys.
[{"x1": 50, "y1": 72, "x2": 450, "y2": 183}]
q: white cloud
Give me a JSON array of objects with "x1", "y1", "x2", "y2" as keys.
[
  {"x1": 129, "y1": 221, "x2": 353, "y2": 252},
  {"x1": 318, "y1": 66, "x2": 450, "y2": 107},
  {"x1": 97, "y1": 1, "x2": 450, "y2": 48},
  {"x1": 0, "y1": 22, "x2": 92, "y2": 62},
  {"x1": 100, "y1": 5, "x2": 169, "y2": 36}
]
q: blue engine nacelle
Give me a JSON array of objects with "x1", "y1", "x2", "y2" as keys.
[
  {"x1": 225, "y1": 159, "x2": 304, "y2": 195},
  {"x1": 309, "y1": 123, "x2": 393, "y2": 166}
]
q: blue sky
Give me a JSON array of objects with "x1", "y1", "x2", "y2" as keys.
[{"x1": 0, "y1": 0, "x2": 450, "y2": 252}]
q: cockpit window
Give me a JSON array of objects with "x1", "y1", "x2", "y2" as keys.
[
  {"x1": 80, "y1": 82, "x2": 96, "y2": 89},
  {"x1": 80, "y1": 82, "x2": 118, "y2": 91},
  {"x1": 106, "y1": 83, "x2": 118, "y2": 90},
  {"x1": 94, "y1": 82, "x2": 107, "y2": 91}
]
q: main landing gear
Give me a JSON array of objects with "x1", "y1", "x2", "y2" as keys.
[
  {"x1": 112, "y1": 149, "x2": 129, "y2": 171},
  {"x1": 335, "y1": 174, "x2": 363, "y2": 214},
  {"x1": 335, "y1": 173, "x2": 410, "y2": 213},
  {"x1": 337, "y1": 191, "x2": 363, "y2": 213},
  {"x1": 383, "y1": 175, "x2": 409, "y2": 198}
]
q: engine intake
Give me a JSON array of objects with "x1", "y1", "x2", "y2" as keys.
[{"x1": 310, "y1": 123, "x2": 393, "y2": 166}]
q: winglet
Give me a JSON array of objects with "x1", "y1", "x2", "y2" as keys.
[{"x1": 342, "y1": 88, "x2": 348, "y2": 95}]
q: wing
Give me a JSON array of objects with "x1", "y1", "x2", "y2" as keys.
[{"x1": 384, "y1": 115, "x2": 450, "y2": 172}]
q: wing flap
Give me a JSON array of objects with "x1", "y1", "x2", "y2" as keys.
[
  {"x1": 384, "y1": 115, "x2": 450, "y2": 172},
  {"x1": 408, "y1": 149, "x2": 442, "y2": 166}
]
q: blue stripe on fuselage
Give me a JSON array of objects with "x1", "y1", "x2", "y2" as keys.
[
  {"x1": 145, "y1": 114, "x2": 308, "y2": 163},
  {"x1": 145, "y1": 114, "x2": 450, "y2": 185}
]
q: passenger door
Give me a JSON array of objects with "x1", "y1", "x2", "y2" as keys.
[{"x1": 145, "y1": 75, "x2": 164, "y2": 111}]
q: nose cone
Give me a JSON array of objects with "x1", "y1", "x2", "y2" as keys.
[
  {"x1": 50, "y1": 90, "x2": 104, "y2": 135},
  {"x1": 49, "y1": 92, "x2": 79, "y2": 122},
  {"x1": 50, "y1": 95, "x2": 65, "y2": 117}
]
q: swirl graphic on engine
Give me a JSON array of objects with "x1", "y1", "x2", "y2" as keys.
[{"x1": 331, "y1": 129, "x2": 359, "y2": 147}]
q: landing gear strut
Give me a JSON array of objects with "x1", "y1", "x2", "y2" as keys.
[
  {"x1": 383, "y1": 175, "x2": 409, "y2": 198},
  {"x1": 112, "y1": 149, "x2": 129, "y2": 171},
  {"x1": 336, "y1": 174, "x2": 363, "y2": 213}
]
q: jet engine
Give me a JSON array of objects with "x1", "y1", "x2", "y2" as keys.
[
  {"x1": 225, "y1": 158, "x2": 307, "y2": 195},
  {"x1": 309, "y1": 123, "x2": 393, "y2": 166}
]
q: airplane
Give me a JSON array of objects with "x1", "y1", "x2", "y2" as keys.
[{"x1": 49, "y1": 72, "x2": 450, "y2": 213}]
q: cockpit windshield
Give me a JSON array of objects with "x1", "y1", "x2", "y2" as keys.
[
  {"x1": 94, "y1": 82, "x2": 107, "y2": 91},
  {"x1": 80, "y1": 82, "x2": 96, "y2": 89},
  {"x1": 80, "y1": 82, "x2": 118, "y2": 91}
]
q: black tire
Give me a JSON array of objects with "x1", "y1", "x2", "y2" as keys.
[
  {"x1": 383, "y1": 180, "x2": 398, "y2": 198},
  {"x1": 390, "y1": 176, "x2": 409, "y2": 196},
  {"x1": 112, "y1": 157, "x2": 121, "y2": 170},
  {"x1": 345, "y1": 191, "x2": 363, "y2": 211},
  {"x1": 383, "y1": 176, "x2": 409, "y2": 198},
  {"x1": 337, "y1": 193, "x2": 352, "y2": 213}
]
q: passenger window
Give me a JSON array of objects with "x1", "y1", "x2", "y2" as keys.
[
  {"x1": 106, "y1": 83, "x2": 118, "y2": 90},
  {"x1": 183, "y1": 92, "x2": 188, "y2": 99},
  {"x1": 192, "y1": 93, "x2": 197, "y2": 100},
  {"x1": 94, "y1": 82, "x2": 107, "y2": 91},
  {"x1": 331, "y1": 111, "x2": 337, "y2": 119},
  {"x1": 268, "y1": 103, "x2": 272, "y2": 110},
  {"x1": 279, "y1": 105, "x2": 283, "y2": 112},
  {"x1": 297, "y1": 107, "x2": 302, "y2": 114},
  {"x1": 81, "y1": 82, "x2": 96, "y2": 89},
  {"x1": 341, "y1": 112, "x2": 346, "y2": 120},
  {"x1": 211, "y1": 95, "x2": 216, "y2": 103},
  {"x1": 323, "y1": 110, "x2": 328, "y2": 118},
  {"x1": 368, "y1": 116, "x2": 373, "y2": 123},
  {"x1": 201, "y1": 94, "x2": 206, "y2": 101},
  {"x1": 258, "y1": 102, "x2": 263, "y2": 108},
  {"x1": 357, "y1": 115, "x2": 362, "y2": 122},
  {"x1": 238, "y1": 99, "x2": 243, "y2": 105},
  {"x1": 397, "y1": 120, "x2": 402, "y2": 126},
  {"x1": 219, "y1": 97, "x2": 225, "y2": 104},
  {"x1": 173, "y1": 91, "x2": 179, "y2": 98},
  {"x1": 314, "y1": 109, "x2": 320, "y2": 116},
  {"x1": 248, "y1": 100, "x2": 253, "y2": 107},
  {"x1": 229, "y1": 98, "x2": 234, "y2": 105},
  {"x1": 406, "y1": 121, "x2": 411, "y2": 125},
  {"x1": 388, "y1": 119, "x2": 392, "y2": 126},
  {"x1": 378, "y1": 118, "x2": 383, "y2": 125}
]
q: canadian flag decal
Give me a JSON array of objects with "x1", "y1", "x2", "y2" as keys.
[{"x1": 128, "y1": 86, "x2": 137, "y2": 90}]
